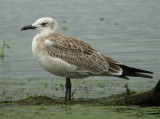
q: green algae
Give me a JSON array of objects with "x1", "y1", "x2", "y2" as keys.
[
  {"x1": 0, "y1": 105, "x2": 160, "y2": 119},
  {"x1": 0, "y1": 91, "x2": 138, "y2": 107}
]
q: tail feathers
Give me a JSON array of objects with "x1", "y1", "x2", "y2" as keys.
[
  {"x1": 133, "y1": 73, "x2": 153, "y2": 78},
  {"x1": 118, "y1": 64, "x2": 153, "y2": 79}
]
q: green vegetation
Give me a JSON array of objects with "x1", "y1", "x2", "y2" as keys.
[
  {"x1": 0, "y1": 104, "x2": 159, "y2": 119},
  {"x1": 62, "y1": 26, "x2": 68, "y2": 31},
  {"x1": 0, "y1": 40, "x2": 10, "y2": 58},
  {"x1": 0, "y1": 91, "x2": 135, "y2": 106}
]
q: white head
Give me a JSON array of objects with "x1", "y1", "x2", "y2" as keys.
[{"x1": 21, "y1": 17, "x2": 58, "y2": 33}]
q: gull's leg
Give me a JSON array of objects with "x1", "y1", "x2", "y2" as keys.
[
  {"x1": 65, "y1": 77, "x2": 72, "y2": 101},
  {"x1": 68, "y1": 78, "x2": 72, "y2": 101},
  {"x1": 65, "y1": 77, "x2": 69, "y2": 101}
]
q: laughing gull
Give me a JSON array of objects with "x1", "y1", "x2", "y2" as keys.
[{"x1": 21, "y1": 17, "x2": 153, "y2": 101}]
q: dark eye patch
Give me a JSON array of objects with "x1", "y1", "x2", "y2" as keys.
[{"x1": 41, "y1": 22, "x2": 48, "y2": 26}]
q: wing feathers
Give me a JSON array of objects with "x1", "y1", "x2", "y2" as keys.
[{"x1": 45, "y1": 33, "x2": 110, "y2": 73}]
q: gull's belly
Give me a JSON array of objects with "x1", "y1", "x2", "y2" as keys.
[{"x1": 35, "y1": 53, "x2": 77, "y2": 77}]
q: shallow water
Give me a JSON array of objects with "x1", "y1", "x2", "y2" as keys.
[
  {"x1": 0, "y1": 78, "x2": 157, "y2": 101},
  {"x1": 0, "y1": 105, "x2": 160, "y2": 119}
]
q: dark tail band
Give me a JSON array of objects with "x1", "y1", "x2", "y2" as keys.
[{"x1": 118, "y1": 64, "x2": 153, "y2": 79}]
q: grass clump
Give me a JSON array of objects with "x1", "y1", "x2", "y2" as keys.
[{"x1": 0, "y1": 40, "x2": 10, "y2": 58}]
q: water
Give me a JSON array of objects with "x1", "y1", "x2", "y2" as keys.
[{"x1": 0, "y1": 78, "x2": 157, "y2": 101}]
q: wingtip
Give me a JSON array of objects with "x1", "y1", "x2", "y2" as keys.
[{"x1": 144, "y1": 70, "x2": 154, "y2": 74}]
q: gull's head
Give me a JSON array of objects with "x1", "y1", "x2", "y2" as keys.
[{"x1": 21, "y1": 17, "x2": 58, "y2": 33}]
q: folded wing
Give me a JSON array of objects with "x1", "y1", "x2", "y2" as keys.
[{"x1": 44, "y1": 33, "x2": 122, "y2": 75}]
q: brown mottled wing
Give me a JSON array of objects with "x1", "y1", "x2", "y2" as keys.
[
  {"x1": 45, "y1": 33, "x2": 109, "y2": 73},
  {"x1": 102, "y1": 55, "x2": 121, "y2": 64}
]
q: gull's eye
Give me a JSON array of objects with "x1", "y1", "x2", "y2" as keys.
[{"x1": 41, "y1": 22, "x2": 47, "y2": 26}]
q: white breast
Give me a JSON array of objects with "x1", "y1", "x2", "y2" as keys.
[{"x1": 32, "y1": 35, "x2": 77, "y2": 77}]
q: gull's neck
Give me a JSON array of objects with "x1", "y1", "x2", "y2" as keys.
[{"x1": 39, "y1": 29, "x2": 58, "y2": 36}]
